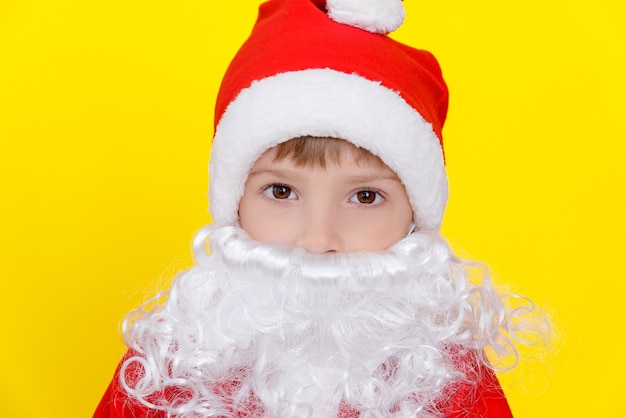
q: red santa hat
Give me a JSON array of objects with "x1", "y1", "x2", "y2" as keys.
[{"x1": 209, "y1": 0, "x2": 449, "y2": 231}]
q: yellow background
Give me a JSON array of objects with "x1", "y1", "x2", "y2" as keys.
[{"x1": 1, "y1": 0, "x2": 624, "y2": 416}]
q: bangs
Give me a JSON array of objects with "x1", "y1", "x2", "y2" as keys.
[{"x1": 273, "y1": 136, "x2": 387, "y2": 169}]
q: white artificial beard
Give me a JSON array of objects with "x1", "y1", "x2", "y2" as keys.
[{"x1": 121, "y1": 225, "x2": 511, "y2": 418}]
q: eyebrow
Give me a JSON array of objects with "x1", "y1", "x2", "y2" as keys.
[
  {"x1": 247, "y1": 168, "x2": 305, "y2": 179},
  {"x1": 248, "y1": 168, "x2": 401, "y2": 184},
  {"x1": 340, "y1": 173, "x2": 401, "y2": 184}
]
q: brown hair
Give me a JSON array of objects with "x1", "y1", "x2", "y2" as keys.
[{"x1": 273, "y1": 136, "x2": 387, "y2": 169}]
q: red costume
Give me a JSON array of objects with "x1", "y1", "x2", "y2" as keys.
[
  {"x1": 95, "y1": 350, "x2": 513, "y2": 417},
  {"x1": 95, "y1": 1, "x2": 531, "y2": 416}
]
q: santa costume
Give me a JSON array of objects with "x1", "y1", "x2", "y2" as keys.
[{"x1": 95, "y1": 0, "x2": 536, "y2": 416}]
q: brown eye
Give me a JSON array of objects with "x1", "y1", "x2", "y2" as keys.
[
  {"x1": 263, "y1": 184, "x2": 296, "y2": 200},
  {"x1": 356, "y1": 190, "x2": 377, "y2": 204},
  {"x1": 272, "y1": 185, "x2": 292, "y2": 199}
]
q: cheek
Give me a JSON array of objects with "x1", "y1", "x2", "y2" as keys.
[
  {"x1": 343, "y1": 205, "x2": 413, "y2": 251},
  {"x1": 239, "y1": 196, "x2": 266, "y2": 239},
  {"x1": 352, "y1": 223, "x2": 405, "y2": 251},
  {"x1": 239, "y1": 197, "x2": 294, "y2": 244}
]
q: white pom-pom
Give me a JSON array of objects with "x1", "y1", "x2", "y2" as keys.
[{"x1": 326, "y1": 0, "x2": 405, "y2": 34}]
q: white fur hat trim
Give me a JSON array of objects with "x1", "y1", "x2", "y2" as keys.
[
  {"x1": 326, "y1": 0, "x2": 405, "y2": 34},
  {"x1": 210, "y1": 69, "x2": 448, "y2": 231}
]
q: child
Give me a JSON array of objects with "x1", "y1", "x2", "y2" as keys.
[{"x1": 96, "y1": 0, "x2": 546, "y2": 416}]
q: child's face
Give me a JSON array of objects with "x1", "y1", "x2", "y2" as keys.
[{"x1": 238, "y1": 143, "x2": 414, "y2": 253}]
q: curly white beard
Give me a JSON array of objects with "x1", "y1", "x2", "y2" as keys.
[{"x1": 121, "y1": 226, "x2": 518, "y2": 417}]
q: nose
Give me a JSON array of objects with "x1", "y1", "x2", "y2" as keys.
[{"x1": 294, "y1": 206, "x2": 344, "y2": 253}]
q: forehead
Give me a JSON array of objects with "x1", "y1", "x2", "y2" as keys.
[
  {"x1": 272, "y1": 137, "x2": 390, "y2": 170},
  {"x1": 249, "y1": 143, "x2": 402, "y2": 184}
]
